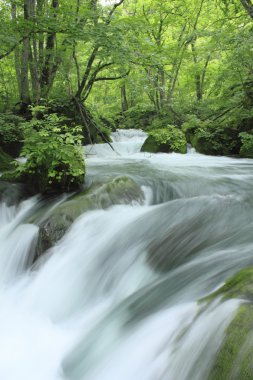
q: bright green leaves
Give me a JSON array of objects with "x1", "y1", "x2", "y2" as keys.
[
  {"x1": 239, "y1": 132, "x2": 253, "y2": 158},
  {"x1": 141, "y1": 125, "x2": 187, "y2": 154},
  {"x1": 17, "y1": 109, "x2": 85, "y2": 193}
]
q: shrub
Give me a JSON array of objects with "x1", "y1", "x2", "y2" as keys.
[
  {"x1": 239, "y1": 132, "x2": 253, "y2": 158},
  {"x1": 16, "y1": 111, "x2": 85, "y2": 193},
  {"x1": 182, "y1": 115, "x2": 201, "y2": 142},
  {"x1": 147, "y1": 116, "x2": 174, "y2": 131},
  {"x1": 116, "y1": 105, "x2": 156, "y2": 130},
  {"x1": 183, "y1": 115, "x2": 240, "y2": 156},
  {"x1": 141, "y1": 125, "x2": 187, "y2": 154},
  {"x1": 0, "y1": 147, "x2": 14, "y2": 172},
  {"x1": 0, "y1": 113, "x2": 24, "y2": 156}
]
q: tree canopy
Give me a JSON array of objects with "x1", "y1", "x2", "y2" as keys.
[{"x1": 1, "y1": 0, "x2": 253, "y2": 191}]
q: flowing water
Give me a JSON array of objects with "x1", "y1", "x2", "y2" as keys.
[{"x1": 1, "y1": 129, "x2": 253, "y2": 380}]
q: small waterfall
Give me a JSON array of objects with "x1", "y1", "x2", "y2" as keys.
[
  {"x1": 85, "y1": 129, "x2": 147, "y2": 158},
  {"x1": 0, "y1": 197, "x2": 39, "y2": 283}
]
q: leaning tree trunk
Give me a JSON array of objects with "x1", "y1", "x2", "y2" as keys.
[{"x1": 72, "y1": 96, "x2": 116, "y2": 151}]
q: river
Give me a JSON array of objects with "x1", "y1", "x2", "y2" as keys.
[{"x1": 0, "y1": 129, "x2": 253, "y2": 380}]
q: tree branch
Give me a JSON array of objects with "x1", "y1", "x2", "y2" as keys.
[
  {"x1": 106, "y1": 0, "x2": 124, "y2": 24},
  {"x1": 94, "y1": 70, "x2": 130, "y2": 82},
  {"x1": 82, "y1": 62, "x2": 114, "y2": 100}
]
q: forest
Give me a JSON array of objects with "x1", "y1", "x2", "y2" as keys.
[
  {"x1": 0, "y1": 0, "x2": 253, "y2": 192},
  {"x1": 2, "y1": 2, "x2": 253, "y2": 379}
]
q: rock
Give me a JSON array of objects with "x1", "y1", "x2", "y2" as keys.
[
  {"x1": 35, "y1": 176, "x2": 144, "y2": 258},
  {"x1": 191, "y1": 125, "x2": 240, "y2": 156},
  {"x1": 206, "y1": 268, "x2": 253, "y2": 302},
  {"x1": 208, "y1": 304, "x2": 253, "y2": 380},
  {"x1": 141, "y1": 126, "x2": 187, "y2": 154},
  {"x1": 205, "y1": 268, "x2": 253, "y2": 379}
]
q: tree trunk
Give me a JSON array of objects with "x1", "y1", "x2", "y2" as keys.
[
  {"x1": 40, "y1": 0, "x2": 59, "y2": 98},
  {"x1": 11, "y1": 2, "x2": 22, "y2": 99},
  {"x1": 191, "y1": 41, "x2": 202, "y2": 101},
  {"x1": 121, "y1": 84, "x2": 128, "y2": 112},
  {"x1": 20, "y1": 0, "x2": 31, "y2": 109},
  {"x1": 29, "y1": 0, "x2": 41, "y2": 102},
  {"x1": 158, "y1": 67, "x2": 166, "y2": 110},
  {"x1": 240, "y1": 0, "x2": 253, "y2": 18}
]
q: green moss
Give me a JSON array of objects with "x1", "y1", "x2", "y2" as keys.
[
  {"x1": 203, "y1": 268, "x2": 253, "y2": 379},
  {"x1": 205, "y1": 268, "x2": 253, "y2": 303},
  {"x1": 208, "y1": 304, "x2": 253, "y2": 380},
  {"x1": 141, "y1": 126, "x2": 187, "y2": 154}
]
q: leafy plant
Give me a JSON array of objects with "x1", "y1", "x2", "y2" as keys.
[
  {"x1": 239, "y1": 132, "x2": 253, "y2": 158},
  {"x1": 0, "y1": 113, "x2": 24, "y2": 156},
  {"x1": 142, "y1": 125, "x2": 187, "y2": 153},
  {"x1": 16, "y1": 111, "x2": 85, "y2": 193}
]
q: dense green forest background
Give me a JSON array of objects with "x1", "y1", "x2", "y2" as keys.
[{"x1": 1, "y1": 0, "x2": 253, "y2": 192}]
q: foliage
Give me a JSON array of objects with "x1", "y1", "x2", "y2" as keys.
[
  {"x1": 239, "y1": 132, "x2": 253, "y2": 158},
  {"x1": 141, "y1": 125, "x2": 187, "y2": 153},
  {"x1": 116, "y1": 105, "x2": 156, "y2": 130},
  {"x1": 0, "y1": 147, "x2": 14, "y2": 172},
  {"x1": 0, "y1": 113, "x2": 24, "y2": 156},
  {"x1": 16, "y1": 111, "x2": 85, "y2": 193},
  {"x1": 0, "y1": 0, "x2": 253, "y2": 161},
  {"x1": 182, "y1": 115, "x2": 202, "y2": 142},
  {"x1": 182, "y1": 115, "x2": 241, "y2": 156},
  {"x1": 147, "y1": 115, "x2": 177, "y2": 131}
]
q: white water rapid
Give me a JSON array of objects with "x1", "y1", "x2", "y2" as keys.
[{"x1": 1, "y1": 129, "x2": 253, "y2": 380}]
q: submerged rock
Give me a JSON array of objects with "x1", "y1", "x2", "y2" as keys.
[{"x1": 36, "y1": 176, "x2": 144, "y2": 258}]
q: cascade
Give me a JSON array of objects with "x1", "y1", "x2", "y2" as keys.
[{"x1": 0, "y1": 129, "x2": 253, "y2": 380}]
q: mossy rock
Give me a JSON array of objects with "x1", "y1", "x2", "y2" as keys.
[
  {"x1": 141, "y1": 126, "x2": 187, "y2": 154},
  {"x1": 191, "y1": 126, "x2": 240, "y2": 156},
  {"x1": 35, "y1": 176, "x2": 144, "y2": 258},
  {"x1": 208, "y1": 304, "x2": 253, "y2": 380},
  {"x1": 206, "y1": 268, "x2": 253, "y2": 379},
  {"x1": 206, "y1": 268, "x2": 253, "y2": 303},
  {"x1": 0, "y1": 148, "x2": 15, "y2": 172}
]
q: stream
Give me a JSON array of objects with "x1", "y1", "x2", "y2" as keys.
[{"x1": 1, "y1": 129, "x2": 253, "y2": 380}]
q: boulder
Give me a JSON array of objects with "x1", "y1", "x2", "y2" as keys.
[
  {"x1": 35, "y1": 176, "x2": 144, "y2": 258},
  {"x1": 208, "y1": 304, "x2": 253, "y2": 380},
  {"x1": 141, "y1": 126, "x2": 187, "y2": 154},
  {"x1": 206, "y1": 268, "x2": 253, "y2": 379},
  {"x1": 191, "y1": 126, "x2": 240, "y2": 156},
  {"x1": 206, "y1": 267, "x2": 253, "y2": 302}
]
